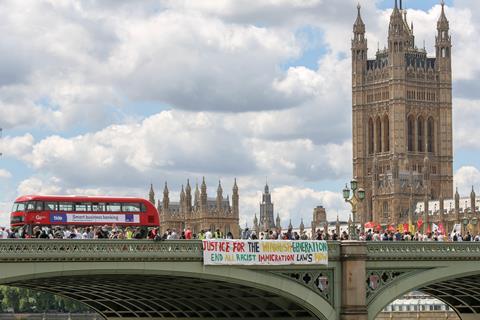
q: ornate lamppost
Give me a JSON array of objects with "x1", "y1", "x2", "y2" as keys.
[
  {"x1": 462, "y1": 216, "x2": 478, "y2": 238},
  {"x1": 343, "y1": 178, "x2": 365, "y2": 240}
]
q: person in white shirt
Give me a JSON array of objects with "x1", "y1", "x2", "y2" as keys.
[{"x1": 205, "y1": 229, "x2": 213, "y2": 239}]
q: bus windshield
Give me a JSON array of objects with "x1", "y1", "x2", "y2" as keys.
[{"x1": 12, "y1": 202, "x2": 26, "y2": 212}]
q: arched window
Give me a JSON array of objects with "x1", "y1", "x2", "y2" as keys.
[
  {"x1": 376, "y1": 117, "x2": 382, "y2": 153},
  {"x1": 383, "y1": 201, "x2": 389, "y2": 219},
  {"x1": 368, "y1": 118, "x2": 374, "y2": 155},
  {"x1": 427, "y1": 117, "x2": 434, "y2": 153},
  {"x1": 407, "y1": 115, "x2": 415, "y2": 152},
  {"x1": 418, "y1": 116, "x2": 425, "y2": 152},
  {"x1": 383, "y1": 115, "x2": 390, "y2": 152}
]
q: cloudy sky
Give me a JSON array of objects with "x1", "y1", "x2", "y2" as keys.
[{"x1": 1, "y1": 0, "x2": 479, "y2": 228}]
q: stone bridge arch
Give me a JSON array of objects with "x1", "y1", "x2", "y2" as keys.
[
  {"x1": 0, "y1": 261, "x2": 336, "y2": 320},
  {"x1": 367, "y1": 261, "x2": 480, "y2": 320}
]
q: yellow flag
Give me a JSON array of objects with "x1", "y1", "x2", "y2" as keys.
[
  {"x1": 408, "y1": 218, "x2": 415, "y2": 233},
  {"x1": 398, "y1": 224, "x2": 404, "y2": 233}
]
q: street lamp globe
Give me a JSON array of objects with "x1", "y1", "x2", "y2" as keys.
[
  {"x1": 472, "y1": 217, "x2": 478, "y2": 226},
  {"x1": 462, "y1": 217, "x2": 469, "y2": 226},
  {"x1": 350, "y1": 179, "x2": 358, "y2": 192},
  {"x1": 358, "y1": 188, "x2": 366, "y2": 201},
  {"x1": 343, "y1": 185, "x2": 350, "y2": 200}
]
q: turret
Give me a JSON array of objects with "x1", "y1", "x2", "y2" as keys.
[
  {"x1": 185, "y1": 179, "x2": 192, "y2": 213},
  {"x1": 253, "y1": 214, "x2": 259, "y2": 235},
  {"x1": 455, "y1": 187, "x2": 460, "y2": 214},
  {"x1": 288, "y1": 219, "x2": 293, "y2": 230},
  {"x1": 263, "y1": 182, "x2": 271, "y2": 203},
  {"x1": 149, "y1": 183, "x2": 155, "y2": 205},
  {"x1": 275, "y1": 213, "x2": 281, "y2": 230},
  {"x1": 194, "y1": 181, "x2": 200, "y2": 209},
  {"x1": 232, "y1": 178, "x2": 239, "y2": 218},
  {"x1": 436, "y1": 1, "x2": 451, "y2": 72},
  {"x1": 299, "y1": 218, "x2": 305, "y2": 234},
  {"x1": 352, "y1": 4, "x2": 367, "y2": 91},
  {"x1": 216, "y1": 180, "x2": 223, "y2": 211},
  {"x1": 200, "y1": 177, "x2": 207, "y2": 212},
  {"x1": 180, "y1": 185, "x2": 185, "y2": 212},
  {"x1": 162, "y1": 182, "x2": 169, "y2": 211}
]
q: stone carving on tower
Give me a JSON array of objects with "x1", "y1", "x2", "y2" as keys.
[
  {"x1": 259, "y1": 182, "x2": 275, "y2": 230},
  {"x1": 352, "y1": 1, "x2": 453, "y2": 226},
  {"x1": 151, "y1": 178, "x2": 240, "y2": 237}
]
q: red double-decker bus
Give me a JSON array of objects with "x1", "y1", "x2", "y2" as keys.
[{"x1": 10, "y1": 195, "x2": 159, "y2": 228}]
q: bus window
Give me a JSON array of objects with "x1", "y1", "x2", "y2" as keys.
[
  {"x1": 106, "y1": 203, "x2": 121, "y2": 212},
  {"x1": 45, "y1": 202, "x2": 58, "y2": 211},
  {"x1": 26, "y1": 202, "x2": 35, "y2": 211},
  {"x1": 91, "y1": 203, "x2": 105, "y2": 212},
  {"x1": 11, "y1": 216, "x2": 25, "y2": 224},
  {"x1": 35, "y1": 201, "x2": 44, "y2": 211},
  {"x1": 58, "y1": 202, "x2": 74, "y2": 211},
  {"x1": 12, "y1": 202, "x2": 26, "y2": 212},
  {"x1": 140, "y1": 203, "x2": 146, "y2": 212},
  {"x1": 122, "y1": 203, "x2": 141, "y2": 212},
  {"x1": 75, "y1": 203, "x2": 90, "y2": 212}
]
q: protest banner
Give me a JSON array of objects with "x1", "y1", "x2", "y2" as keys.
[{"x1": 202, "y1": 240, "x2": 328, "y2": 266}]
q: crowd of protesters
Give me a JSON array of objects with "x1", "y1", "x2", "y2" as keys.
[{"x1": 0, "y1": 225, "x2": 479, "y2": 242}]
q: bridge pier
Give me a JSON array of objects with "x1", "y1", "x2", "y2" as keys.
[{"x1": 340, "y1": 241, "x2": 368, "y2": 320}]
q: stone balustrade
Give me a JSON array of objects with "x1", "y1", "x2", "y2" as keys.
[{"x1": 2, "y1": 240, "x2": 480, "y2": 263}]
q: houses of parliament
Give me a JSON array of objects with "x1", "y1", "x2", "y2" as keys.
[
  {"x1": 148, "y1": 178, "x2": 240, "y2": 237},
  {"x1": 352, "y1": 0, "x2": 458, "y2": 230}
]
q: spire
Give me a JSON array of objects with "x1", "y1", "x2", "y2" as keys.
[
  {"x1": 186, "y1": 179, "x2": 191, "y2": 193},
  {"x1": 216, "y1": 180, "x2": 223, "y2": 210},
  {"x1": 162, "y1": 182, "x2": 169, "y2": 210},
  {"x1": 299, "y1": 218, "x2": 305, "y2": 233},
  {"x1": 194, "y1": 180, "x2": 200, "y2": 207},
  {"x1": 149, "y1": 183, "x2": 155, "y2": 205},
  {"x1": 163, "y1": 182, "x2": 169, "y2": 195},
  {"x1": 180, "y1": 184, "x2": 185, "y2": 197},
  {"x1": 437, "y1": 0, "x2": 449, "y2": 29},
  {"x1": 201, "y1": 176, "x2": 207, "y2": 193},
  {"x1": 353, "y1": 3, "x2": 365, "y2": 35},
  {"x1": 288, "y1": 219, "x2": 293, "y2": 230},
  {"x1": 276, "y1": 213, "x2": 281, "y2": 229},
  {"x1": 233, "y1": 178, "x2": 238, "y2": 192}
]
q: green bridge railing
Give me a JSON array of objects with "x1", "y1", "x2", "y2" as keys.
[{"x1": 1, "y1": 240, "x2": 480, "y2": 262}]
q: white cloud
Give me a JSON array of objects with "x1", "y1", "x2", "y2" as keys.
[
  {"x1": 0, "y1": 169, "x2": 12, "y2": 179},
  {"x1": 9, "y1": 110, "x2": 348, "y2": 188},
  {"x1": 454, "y1": 166, "x2": 480, "y2": 196},
  {"x1": 0, "y1": 134, "x2": 34, "y2": 159}
]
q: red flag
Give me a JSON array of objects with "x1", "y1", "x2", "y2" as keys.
[
  {"x1": 417, "y1": 218, "x2": 423, "y2": 229},
  {"x1": 403, "y1": 223, "x2": 409, "y2": 232},
  {"x1": 439, "y1": 223, "x2": 445, "y2": 235},
  {"x1": 387, "y1": 225, "x2": 396, "y2": 232},
  {"x1": 427, "y1": 224, "x2": 431, "y2": 234},
  {"x1": 364, "y1": 222, "x2": 376, "y2": 229}
]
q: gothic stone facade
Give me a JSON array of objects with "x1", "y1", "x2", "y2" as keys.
[
  {"x1": 352, "y1": 1, "x2": 453, "y2": 226},
  {"x1": 149, "y1": 178, "x2": 240, "y2": 237},
  {"x1": 253, "y1": 183, "x2": 281, "y2": 234}
]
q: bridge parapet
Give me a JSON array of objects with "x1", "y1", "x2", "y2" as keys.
[
  {"x1": 366, "y1": 242, "x2": 480, "y2": 261},
  {"x1": 0, "y1": 240, "x2": 341, "y2": 263}
]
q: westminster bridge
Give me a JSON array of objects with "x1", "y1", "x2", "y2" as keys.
[{"x1": 1, "y1": 241, "x2": 480, "y2": 320}]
